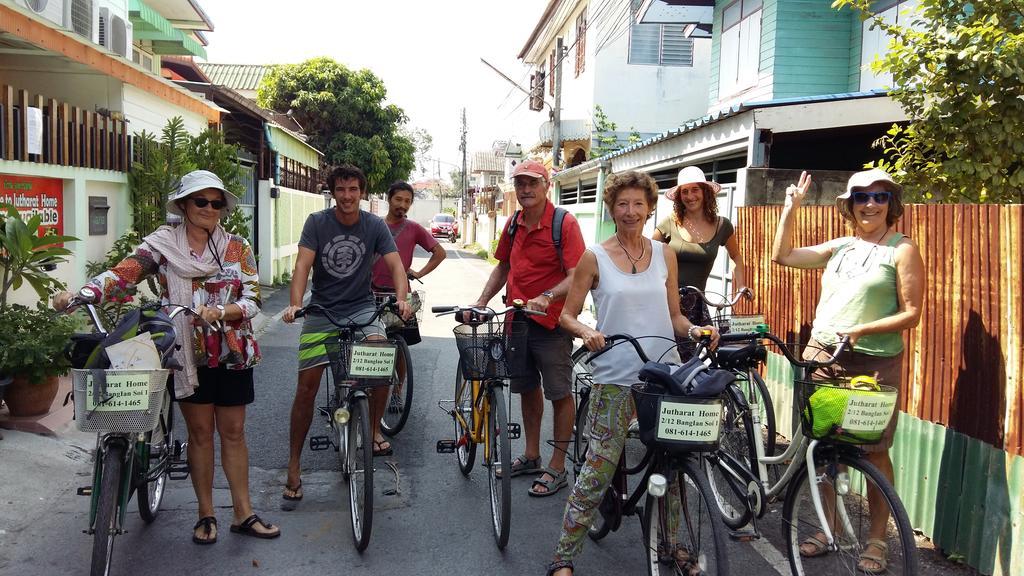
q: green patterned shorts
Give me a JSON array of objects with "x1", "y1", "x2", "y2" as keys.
[{"x1": 298, "y1": 306, "x2": 386, "y2": 371}]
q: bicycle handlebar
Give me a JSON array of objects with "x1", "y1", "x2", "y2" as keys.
[
  {"x1": 432, "y1": 302, "x2": 546, "y2": 319},
  {"x1": 296, "y1": 296, "x2": 398, "y2": 329},
  {"x1": 717, "y1": 330, "x2": 851, "y2": 370},
  {"x1": 680, "y1": 285, "x2": 752, "y2": 309},
  {"x1": 66, "y1": 291, "x2": 220, "y2": 333}
]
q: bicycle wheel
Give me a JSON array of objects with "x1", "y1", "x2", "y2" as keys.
[
  {"x1": 486, "y1": 386, "x2": 511, "y2": 549},
  {"x1": 137, "y1": 398, "x2": 172, "y2": 523},
  {"x1": 454, "y1": 363, "x2": 477, "y2": 476},
  {"x1": 381, "y1": 333, "x2": 413, "y2": 437},
  {"x1": 587, "y1": 487, "x2": 615, "y2": 541},
  {"x1": 704, "y1": 385, "x2": 756, "y2": 530},
  {"x1": 644, "y1": 459, "x2": 730, "y2": 576},
  {"x1": 346, "y1": 395, "x2": 374, "y2": 552},
  {"x1": 783, "y1": 451, "x2": 918, "y2": 576},
  {"x1": 91, "y1": 443, "x2": 125, "y2": 576}
]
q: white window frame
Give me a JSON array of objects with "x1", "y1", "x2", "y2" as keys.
[
  {"x1": 718, "y1": 0, "x2": 763, "y2": 98},
  {"x1": 628, "y1": 24, "x2": 695, "y2": 67},
  {"x1": 859, "y1": 0, "x2": 921, "y2": 91}
]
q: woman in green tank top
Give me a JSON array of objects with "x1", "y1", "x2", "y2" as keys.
[{"x1": 772, "y1": 168, "x2": 925, "y2": 574}]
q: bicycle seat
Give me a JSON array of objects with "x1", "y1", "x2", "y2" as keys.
[{"x1": 715, "y1": 342, "x2": 766, "y2": 370}]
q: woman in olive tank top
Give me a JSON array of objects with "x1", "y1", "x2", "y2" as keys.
[
  {"x1": 772, "y1": 169, "x2": 925, "y2": 574},
  {"x1": 653, "y1": 166, "x2": 750, "y2": 326}
]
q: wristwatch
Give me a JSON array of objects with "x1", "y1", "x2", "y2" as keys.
[
  {"x1": 541, "y1": 290, "x2": 555, "y2": 300},
  {"x1": 216, "y1": 304, "x2": 226, "y2": 320}
]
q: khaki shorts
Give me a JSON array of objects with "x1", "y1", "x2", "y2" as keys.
[
  {"x1": 803, "y1": 339, "x2": 903, "y2": 452},
  {"x1": 509, "y1": 320, "x2": 573, "y2": 401}
]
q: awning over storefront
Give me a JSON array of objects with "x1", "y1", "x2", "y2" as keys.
[
  {"x1": 268, "y1": 125, "x2": 322, "y2": 169},
  {"x1": 536, "y1": 118, "x2": 591, "y2": 148}
]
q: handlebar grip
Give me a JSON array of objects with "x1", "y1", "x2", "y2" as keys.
[
  {"x1": 294, "y1": 308, "x2": 307, "y2": 319},
  {"x1": 431, "y1": 305, "x2": 457, "y2": 313}
]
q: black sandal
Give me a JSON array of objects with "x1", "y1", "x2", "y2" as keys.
[
  {"x1": 546, "y1": 559, "x2": 573, "y2": 575},
  {"x1": 192, "y1": 516, "x2": 217, "y2": 545},
  {"x1": 230, "y1": 514, "x2": 281, "y2": 539}
]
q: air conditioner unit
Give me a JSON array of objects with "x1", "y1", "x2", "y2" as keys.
[
  {"x1": 94, "y1": 0, "x2": 132, "y2": 59},
  {"x1": 21, "y1": 0, "x2": 66, "y2": 27},
  {"x1": 68, "y1": 0, "x2": 93, "y2": 39}
]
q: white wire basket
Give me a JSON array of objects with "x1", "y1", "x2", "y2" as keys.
[{"x1": 71, "y1": 369, "x2": 169, "y2": 434}]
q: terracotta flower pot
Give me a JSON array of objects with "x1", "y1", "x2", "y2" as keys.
[{"x1": 4, "y1": 374, "x2": 60, "y2": 417}]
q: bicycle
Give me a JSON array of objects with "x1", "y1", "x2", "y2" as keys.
[
  {"x1": 702, "y1": 327, "x2": 918, "y2": 575},
  {"x1": 297, "y1": 297, "x2": 401, "y2": 552},
  {"x1": 64, "y1": 293, "x2": 195, "y2": 576},
  {"x1": 433, "y1": 300, "x2": 542, "y2": 550},
  {"x1": 575, "y1": 333, "x2": 731, "y2": 576},
  {"x1": 372, "y1": 288, "x2": 424, "y2": 437}
]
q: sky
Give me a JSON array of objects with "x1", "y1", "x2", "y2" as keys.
[{"x1": 199, "y1": 0, "x2": 552, "y2": 180}]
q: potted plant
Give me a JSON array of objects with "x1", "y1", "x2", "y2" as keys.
[{"x1": 0, "y1": 205, "x2": 77, "y2": 416}]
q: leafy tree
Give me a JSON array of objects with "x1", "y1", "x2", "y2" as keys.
[
  {"x1": 835, "y1": 0, "x2": 1024, "y2": 203},
  {"x1": 256, "y1": 57, "x2": 416, "y2": 192},
  {"x1": 402, "y1": 126, "x2": 434, "y2": 176},
  {"x1": 591, "y1": 105, "x2": 626, "y2": 159}
]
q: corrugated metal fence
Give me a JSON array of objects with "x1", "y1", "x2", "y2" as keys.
[{"x1": 736, "y1": 204, "x2": 1024, "y2": 457}]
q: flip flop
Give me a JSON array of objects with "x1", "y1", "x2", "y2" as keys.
[
  {"x1": 373, "y1": 440, "x2": 393, "y2": 457},
  {"x1": 282, "y1": 480, "x2": 303, "y2": 501},
  {"x1": 230, "y1": 514, "x2": 280, "y2": 539},
  {"x1": 192, "y1": 516, "x2": 217, "y2": 545},
  {"x1": 546, "y1": 560, "x2": 574, "y2": 575},
  {"x1": 528, "y1": 467, "x2": 569, "y2": 497}
]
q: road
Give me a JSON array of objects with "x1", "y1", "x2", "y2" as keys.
[{"x1": 0, "y1": 243, "x2": 963, "y2": 576}]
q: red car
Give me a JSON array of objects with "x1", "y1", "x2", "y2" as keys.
[{"x1": 430, "y1": 213, "x2": 458, "y2": 238}]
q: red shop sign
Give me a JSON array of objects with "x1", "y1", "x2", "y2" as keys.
[{"x1": 0, "y1": 174, "x2": 63, "y2": 237}]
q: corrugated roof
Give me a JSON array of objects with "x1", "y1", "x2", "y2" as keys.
[
  {"x1": 197, "y1": 63, "x2": 272, "y2": 91},
  {"x1": 471, "y1": 151, "x2": 504, "y2": 174},
  {"x1": 552, "y1": 90, "x2": 889, "y2": 180}
]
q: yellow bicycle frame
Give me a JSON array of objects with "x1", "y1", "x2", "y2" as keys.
[{"x1": 453, "y1": 378, "x2": 494, "y2": 462}]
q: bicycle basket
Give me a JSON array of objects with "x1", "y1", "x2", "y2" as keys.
[
  {"x1": 72, "y1": 369, "x2": 169, "y2": 434},
  {"x1": 796, "y1": 376, "x2": 898, "y2": 444},
  {"x1": 453, "y1": 320, "x2": 528, "y2": 380},
  {"x1": 631, "y1": 383, "x2": 723, "y2": 453},
  {"x1": 375, "y1": 290, "x2": 425, "y2": 332}
]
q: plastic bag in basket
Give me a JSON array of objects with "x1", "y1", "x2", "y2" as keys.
[{"x1": 805, "y1": 375, "x2": 886, "y2": 440}]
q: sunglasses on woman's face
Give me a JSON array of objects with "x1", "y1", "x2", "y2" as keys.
[
  {"x1": 190, "y1": 197, "x2": 227, "y2": 209},
  {"x1": 852, "y1": 191, "x2": 891, "y2": 204}
]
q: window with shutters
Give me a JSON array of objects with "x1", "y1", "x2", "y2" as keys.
[
  {"x1": 859, "y1": 1, "x2": 920, "y2": 91},
  {"x1": 575, "y1": 9, "x2": 587, "y2": 77},
  {"x1": 628, "y1": 23, "x2": 694, "y2": 67},
  {"x1": 718, "y1": 0, "x2": 762, "y2": 97}
]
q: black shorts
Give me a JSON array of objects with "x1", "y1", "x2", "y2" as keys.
[{"x1": 171, "y1": 367, "x2": 255, "y2": 406}]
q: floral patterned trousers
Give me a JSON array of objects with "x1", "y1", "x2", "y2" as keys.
[{"x1": 553, "y1": 384, "x2": 682, "y2": 562}]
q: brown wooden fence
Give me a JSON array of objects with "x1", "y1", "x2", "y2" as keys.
[
  {"x1": 1, "y1": 84, "x2": 130, "y2": 172},
  {"x1": 736, "y1": 204, "x2": 1024, "y2": 457}
]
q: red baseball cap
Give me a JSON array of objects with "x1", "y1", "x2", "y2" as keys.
[{"x1": 511, "y1": 159, "x2": 549, "y2": 181}]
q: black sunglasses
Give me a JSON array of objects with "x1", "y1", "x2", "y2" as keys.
[
  {"x1": 190, "y1": 197, "x2": 227, "y2": 209},
  {"x1": 852, "y1": 191, "x2": 891, "y2": 204}
]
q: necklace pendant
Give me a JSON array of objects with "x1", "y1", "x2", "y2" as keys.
[{"x1": 631, "y1": 263, "x2": 637, "y2": 274}]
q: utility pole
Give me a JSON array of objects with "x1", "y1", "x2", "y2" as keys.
[
  {"x1": 437, "y1": 159, "x2": 442, "y2": 214},
  {"x1": 551, "y1": 37, "x2": 564, "y2": 170},
  {"x1": 460, "y1": 108, "x2": 468, "y2": 217}
]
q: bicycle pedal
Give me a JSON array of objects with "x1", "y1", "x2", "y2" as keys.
[
  {"x1": 507, "y1": 422, "x2": 521, "y2": 440},
  {"x1": 436, "y1": 440, "x2": 457, "y2": 454},
  {"x1": 168, "y1": 462, "x2": 191, "y2": 480},
  {"x1": 728, "y1": 529, "x2": 760, "y2": 542},
  {"x1": 77, "y1": 486, "x2": 92, "y2": 496},
  {"x1": 309, "y1": 435, "x2": 332, "y2": 451}
]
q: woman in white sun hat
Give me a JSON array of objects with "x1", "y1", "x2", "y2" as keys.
[
  {"x1": 772, "y1": 169, "x2": 924, "y2": 573},
  {"x1": 55, "y1": 169, "x2": 279, "y2": 544},
  {"x1": 653, "y1": 166, "x2": 750, "y2": 330}
]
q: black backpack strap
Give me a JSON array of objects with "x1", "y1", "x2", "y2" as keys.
[
  {"x1": 552, "y1": 207, "x2": 568, "y2": 273},
  {"x1": 506, "y1": 210, "x2": 521, "y2": 244}
]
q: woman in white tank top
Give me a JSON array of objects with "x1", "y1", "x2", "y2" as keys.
[{"x1": 546, "y1": 171, "x2": 719, "y2": 576}]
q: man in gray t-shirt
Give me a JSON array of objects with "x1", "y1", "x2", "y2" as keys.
[{"x1": 282, "y1": 164, "x2": 411, "y2": 503}]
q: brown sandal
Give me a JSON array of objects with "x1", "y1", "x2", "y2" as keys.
[
  {"x1": 192, "y1": 516, "x2": 217, "y2": 545},
  {"x1": 230, "y1": 514, "x2": 280, "y2": 539}
]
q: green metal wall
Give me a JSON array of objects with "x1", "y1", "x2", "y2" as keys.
[
  {"x1": 764, "y1": 351, "x2": 1024, "y2": 575},
  {"x1": 771, "y1": 1, "x2": 854, "y2": 98}
]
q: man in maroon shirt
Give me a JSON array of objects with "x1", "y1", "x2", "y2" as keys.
[{"x1": 471, "y1": 159, "x2": 586, "y2": 496}]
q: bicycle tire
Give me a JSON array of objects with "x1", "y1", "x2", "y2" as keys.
[
  {"x1": 704, "y1": 384, "x2": 757, "y2": 530},
  {"x1": 644, "y1": 458, "x2": 730, "y2": 576},
  {"x1": 587, "y1": 487, "x2": 615, "y2": 541},
  {"x1": 571, "y1": 347, "x2": 592, "y2": 481},
  {"x1": 346, "y1": 395, "x2": 374, "y2": 552},
  {"x1": 381, "y1": 334, "x2": 413, "y2": 437},
  {"x1": 91, "y1": 443, "x2": 125, "y2": 576},
  {"x1": 137, "y1": 399, "x2": 172, "y2": 523},
  {"x1": 783, "y1": 451, "x2": 918, "y2": 576},
  {"x1": 454, "y1": 363, "x2": 477, "y2": 476},
  {"x1": 487, "y1": 386, "x2": 512, "y2": 549}
]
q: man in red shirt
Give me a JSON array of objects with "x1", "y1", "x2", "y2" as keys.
[{"x1": 471, "y1": 159, "x2": 586, "y2": 496}]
